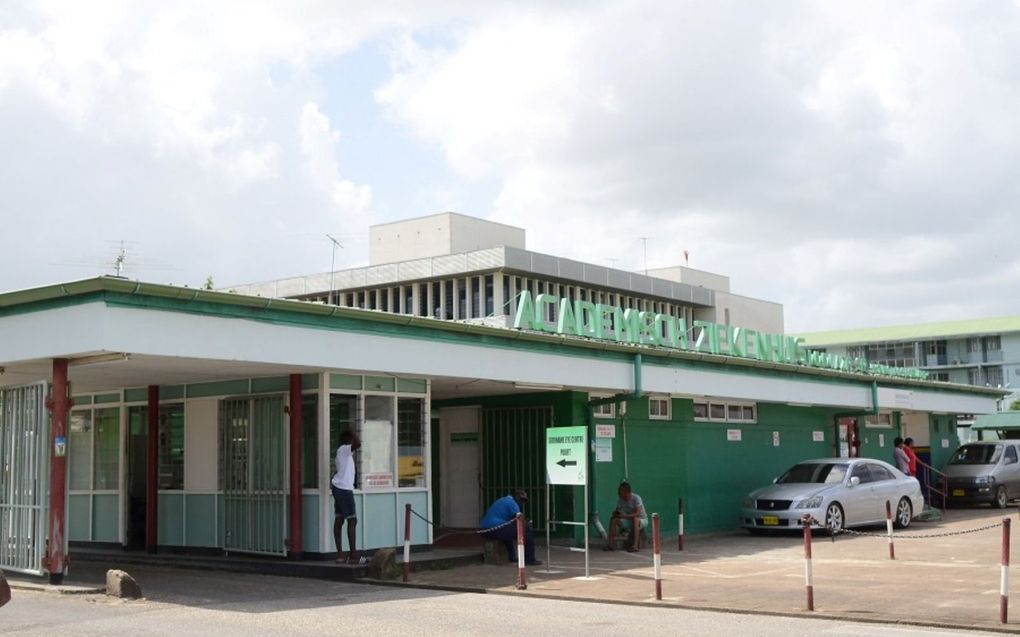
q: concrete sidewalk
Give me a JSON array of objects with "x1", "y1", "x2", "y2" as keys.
[{"x1": 390, "y1": 507, "x2": 1020, "y2": 633}]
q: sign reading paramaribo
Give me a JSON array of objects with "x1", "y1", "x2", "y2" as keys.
[{"x1": 512, "y1": 290, "x2": 929, "y2": 381}]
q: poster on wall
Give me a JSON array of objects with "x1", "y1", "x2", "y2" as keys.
[
  {"x1": 727, "y1": 429, "x2": 742, "y2": 442},
  {"x1": 879, "y1": 433, "x2": 885, "y2": 447},
  {"x1": 595, "y1": 424, "x2": 616, "y2": 438},
  {"x1": 361, "y1": 419, "x2": 394, "y2": 488},
  {"x1": 941, "y1": 439, "x2": 950, "y2": 448},
  {"x1": 772, "y1": 431, "x2": 780, "y2": 447},
  {"x1": 812, "y1": 431, "x2": 824, "y2": 442},
  {"x1": 595, "y1": 437, "x2": 613, "y2": 462}
]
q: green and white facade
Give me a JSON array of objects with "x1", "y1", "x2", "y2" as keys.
[{"x1": 0, "y1": 276, "x2": 1003, "y2": 580}]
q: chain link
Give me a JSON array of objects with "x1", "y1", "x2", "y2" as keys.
[
  {"x1": 806, "y1": 517, "x2": 1003, "y2": 540},
  {"x1": 408, "y1": 507, "x2": 520, "y2": 533}
]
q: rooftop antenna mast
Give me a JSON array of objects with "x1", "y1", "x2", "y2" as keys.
[
  {"x1": 639, "y1": 237, "x2": 651, "y2": 275},
  {"x1": 114, "y1": 241, "x2": 126, "y2": 277},
  {"x1": 326, "y1": 234, "x2": 344, "y2": 305}
]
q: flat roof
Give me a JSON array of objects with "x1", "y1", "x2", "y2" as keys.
[
  {"x1": 973, "y1": 412, "x2": 1020, "y2": 431},
  {"x1": 0, "y1": 277, "x2": 1004, "y2": 400},
  {"x1": 799, "y1": 316, "x2": 1020, "y2": 347}
]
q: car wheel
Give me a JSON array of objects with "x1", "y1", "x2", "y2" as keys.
[
  {"x1": 894, "y1": 497, "x2": 912, "y2": 529},
  {"x1": 994, "y1": 486, "x2": 1008, "y2": 509},
  {"x1": 825, "y1": 502, "x2": 845, "y2": 533}
]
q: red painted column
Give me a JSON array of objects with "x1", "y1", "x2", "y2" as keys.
[
  {"x1": 47, "y1": 358, "x2": 69, "y2": 584},
  {"x1": 288, "y1": 374, "x2": 303, "y2": 559},
  {"x1": 146, "y1": 385, "x2": 158, "y2": 554}
]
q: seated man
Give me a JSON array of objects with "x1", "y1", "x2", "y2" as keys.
[
  {"x1": 604, "y1": 482, "x2": 648, "y2": 552},
  {"x1": 480, "y1": 489, "x2": 541, "y2": 565}
]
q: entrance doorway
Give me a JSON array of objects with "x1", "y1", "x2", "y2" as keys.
[
  {"x1": 836, "y1": 417, "x2": 860, "y2": 458},
  {"x1": 220, "y1": 395, "x2": 288, "y2": 556},
  {"x1": 0, "y1": 382, "x2": 49, "y2": 576},
  {"x1": 440, "y1": 407, "x2": 480, "y2": 528}
]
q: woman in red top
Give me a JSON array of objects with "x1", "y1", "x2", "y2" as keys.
[{"x1": 903, "y1": 437, "x2": 919, "y2": 476}]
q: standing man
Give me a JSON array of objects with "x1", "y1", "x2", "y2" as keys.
[
  {"x1": 604, "y1": 482, "x2": 648, "y2": 552},
  {"x1": 903, "y1": 437, "x2": 919, "y2": 477},
  {"x1": 480, "y1": 489, "x2": 541, "y2": 565},
  {"x1": 332, "y1": 429, "x2": 363, "y2": 564},
  {"x1": 893, "y1": 437, "x2": 911, "y2": 475}
]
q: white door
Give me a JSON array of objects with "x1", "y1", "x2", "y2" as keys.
[{"x1": 441, "y1": 407, "x2": 480, "y2": 528}]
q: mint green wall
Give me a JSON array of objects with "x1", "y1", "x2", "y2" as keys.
[
  {"x1": 302, "y1": 494, "x2": 320, "y2": 552},
  {"x1": 158, "y1": 494, "x2": 185, "y2": 545},
  {"x1": 68, "y1": 494, "x2": 90, "y2": 541},
  {"x1": 184, "y1": 495, "x2": 219, "y2": 548},
  {"x1": 929, "y1": 414, "x2": 960, "y2": 469},
  {"x1": 92, "y1": 495, "x2": 119, "y2": 542}
]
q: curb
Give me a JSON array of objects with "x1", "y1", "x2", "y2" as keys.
[{"x1": 6, "y1": 580, "x2": 105, "y2": 595}]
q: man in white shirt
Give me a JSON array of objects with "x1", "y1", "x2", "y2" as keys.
[{"x1": 331, "y1": 429, "x2": 362, "y2": 564}]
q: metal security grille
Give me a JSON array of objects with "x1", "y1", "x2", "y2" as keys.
[
  {"x1": 220, "y1": 396, "x2": 287, "y2": 556},
  {"x1": 0, "y1": 383, "x2": 49, "y2": 575},
  {"x1": 481, "y1": 406, "x2": 554, "y2": 530}
]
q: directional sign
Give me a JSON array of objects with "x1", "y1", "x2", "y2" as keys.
[{"x1": 546, "y1": 426, "x2": 588, "y2": 485}]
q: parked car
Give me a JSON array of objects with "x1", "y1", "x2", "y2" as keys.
[
  {"x1": 741, "y1": 458, "x2": 924, "y2": 533},
  {"x1": 945, "y1": 441, "x2": 1020, "y2": 508}
]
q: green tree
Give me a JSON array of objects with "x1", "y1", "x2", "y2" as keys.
[
  {"x1": 1010, "y1": 399, "x2": 1020, "y2": 411},
  {"x1": 203, "y1": 275, "x2": 214, "y2": 291}
]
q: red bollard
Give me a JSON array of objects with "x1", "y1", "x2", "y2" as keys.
[
  {"x1": 403, "y1": 504, "x2": 412, "y2": 583},
  {"x1": 677, "y1": 498, "x2": 685, "y2": 551},
  {"x1": 1003, "y1": 518, "x2": 1011, "y2": 624},
  {"x1": 802, "y1": 515, "x2": 814, "y2": 611},
  {"x1": 515, "y1": 513, "x2": 527, "y2": 590},
  {"x1": 885, "y1": 500, "x2": 896, "y2": 560},
  {"x1": 652, "y1": 513, "x2": 662, "y2": 600}
]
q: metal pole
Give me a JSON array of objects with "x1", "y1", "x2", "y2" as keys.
[
  {"x1": 802, "y1": 515, "x2": 814, "y2": 611},
  {"x1": 584, "y1": 481, "x2": 590, "y2": 579},
  {"x1": 515, "y1": 513, "x2": 527, "y2": 590},
  {"x1": 885, "y1": 500, "x2": 895, "y2": 560},
  {"x1": 46, "y1": 358, "x2": 69, "y2": 584},
  {"x1": 678, "y1": 498, "x2": 685, "y2": 551},
  {"x1": 545, "y1": 482, "x2": 551, "y2": 573},
  {"x1": 403, "y1": 504, "x2": 411, "y2": 583},
  {"x1": 652, "y1": 513, "x2": 662, "y2": 600},
  {"x1": 326, "y1": 234, "x2": 342, "y2": 305},
  {"x1": 146, "y1": 385, "x2": 159, "y2": 554},
  {"x1": 1003, "y1": 518, "x2": 1011, "y2": 624},
  {"x1": 288, "y1": 374, "x2": 303, "y2": 559}
]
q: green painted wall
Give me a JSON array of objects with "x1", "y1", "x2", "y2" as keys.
[{"x1": 92, "y1": 495, "x2": 119, "y2": 542}]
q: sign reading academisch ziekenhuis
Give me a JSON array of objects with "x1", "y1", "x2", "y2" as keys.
[{"x1": 512, "y1": 290, "x2": 929, "y2": 381}]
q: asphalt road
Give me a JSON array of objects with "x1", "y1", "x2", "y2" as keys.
[{"x1": 0, "y1": 566, "x2": 1010, "y2": 637}]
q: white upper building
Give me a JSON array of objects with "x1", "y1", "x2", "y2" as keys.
[{"x1": 229, "y1": 212, "x2": 784, "y2": 335}]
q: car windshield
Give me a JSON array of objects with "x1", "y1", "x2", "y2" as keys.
[
  {"x1": 777, "y1": 463, "x2": 848, "y2": 484},
  {"x1": 949, "y1": 444, "x2": 1002, "y2": 465}
]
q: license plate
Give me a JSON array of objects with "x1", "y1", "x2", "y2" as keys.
[
  {"x1": 762, "y1": 515, "x2": 779, "y2": 526},
  {"x1": 952, "y1": 489, "x2": 965, "y2": 496}
]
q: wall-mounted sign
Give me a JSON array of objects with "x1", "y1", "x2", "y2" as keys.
[
  {"x1": 512, "y1": 290, "x2": 928, "y2": 380},
  {"x1": 595, "y1": 438, "x2": 613, "y2": 462},
  {"x1": 941, "y1": 439, "x2": 950, "y2": 448},
  {"x1": 546, "y1": 426, "x2": 588, "y2": 485},
  {"x1": 812, "y1": 431, "x2": 825, "y2": 442},
  {"x1": 363, "y1": 472, "x2": 394, "y2": 488},
  {"x1": 727, "y1": 429, "x2": 742, "y2": 442},
  {"x1": 595, "y1": 424, "x2": 616, "y2": 439},
  {"x1": 879, "y1": 433, "x2": 885, "y2": 447},
  {"x1": 772, "y1": 431, "x2": 780, "y2": 447},
  {"x1": 54, "y1": 435, "x2": 67, "y2": 457}
]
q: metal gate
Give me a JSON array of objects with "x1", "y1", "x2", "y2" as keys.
[
  {"x1": 220, "y1": 395, "x2": 287, "y2": 556},
  {"x1": 481, "y1": 406, "x2": 554, "y2": 529},
  {"x1": 0, "y1": 383, "x2": 50, "y2": 575}
]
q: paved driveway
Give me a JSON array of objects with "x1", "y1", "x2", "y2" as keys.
[{"x1": 403, "y1": 507, "x2": 1020, "y2": 632}]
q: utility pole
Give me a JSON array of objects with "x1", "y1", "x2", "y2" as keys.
[{"x1": 326, "y1": 234, "x2": 343, "y2": 305}]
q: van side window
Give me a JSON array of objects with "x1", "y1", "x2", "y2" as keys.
[{"x1": 1006, "y1": 447, "x2": 1018, "y2": 465}]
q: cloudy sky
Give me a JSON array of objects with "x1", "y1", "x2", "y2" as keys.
[{"x1": 2, "y1": 1, "x2": 1019, "y2": 332}]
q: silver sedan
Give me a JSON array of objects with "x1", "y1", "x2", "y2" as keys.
[{"x1": 740, "y1": 458, "x2": 925, "y2": 532}]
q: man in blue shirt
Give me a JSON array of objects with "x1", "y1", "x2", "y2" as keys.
[{"x1": 480, "y1": 489, "x2": 540, "y2": 565}]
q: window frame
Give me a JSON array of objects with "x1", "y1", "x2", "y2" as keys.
[
  {"x1": 648, "y1": 396, "x2": 671, "y2": 420},
  {"x1": 692, "y1": 400, "x2": 757, "y2": 424}
]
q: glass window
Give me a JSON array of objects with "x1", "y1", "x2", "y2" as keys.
[
  {"x1": 742, "y1": 406, "x2": 755, "y2": 421},
  {"x1": 329, "y1": 394, "x2": 358, "y2": 485},
  {"x1": 1006, "y1": 446, "x2": 1018, "y2": 465},
  {"x1": 727, "y1": 405, "x2": 742, "y2": 420},
  {"x1": 93, "y1": 407, "x2": 120, "y2": 490},
  {"x1": 485, "y1": 275, "x2": 494, "y2": 316},
  {"x1": 649, "y1": 397, "x2": 671, "y2": 420},
  {"x1": 471, "y1": 277, "x2": 480, "y2": 318},
  {"x1": 850, "y1": 464, "x2": 873, "y2": 484},
  {"x1": 693, "y1": 403, "x2": 708, "y2": 419},
  {"x1": 444, "y1": 280, "x2": 454, "y2": 319},
  {"x1": 301, "y1": 393, "x2": 319, "y2": 489},
  {"x1": 158, "y1": 404, "x2": 184, "y2": 490},
  {"x1": 398, "y1": 398, "x2": 426, "y2": 488},
  {"x1": 593, "y1": 402, "x2": 615, "y2": 418},
  {"x1": 869, "y1": 464, "x2": 894, "y2": 481},
  {"x1": 710, "y1": 403, "x2": 726, "y2": 420},
  {"x1": 362, "y1": 396, "x2": 395, "y2": 489},
  {"x1": 69, "y1": 410, "x2": 93, "y2": 491}
]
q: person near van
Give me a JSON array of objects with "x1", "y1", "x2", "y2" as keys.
[
  {"x1": 480, "y1": 489, "x2": 540, "y2": 565},
  {"x1": 604, "y1": 482, "x2": 648, "y2": 552},
  {"x1": 903, "y1": 437, "x2": 919, "y2": 476},
  {"x1": 893, "y1": 437, "x2": 910, "y2": 474},
  {"x1": 332, "y1": 429, "x2": 363, "y2": 564}
]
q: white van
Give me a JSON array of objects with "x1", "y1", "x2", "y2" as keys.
[{"x1": 944, "y1": 441, "x2": 1020, "y2": 508}]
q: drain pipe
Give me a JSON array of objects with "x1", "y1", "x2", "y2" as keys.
[{"x1": 587, "y1": 353, "x2": 643, "y2": 539}]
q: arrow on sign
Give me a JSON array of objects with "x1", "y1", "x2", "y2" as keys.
[{"x1": 556, "y1": 459, "x2": 577, "y2": 468}]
